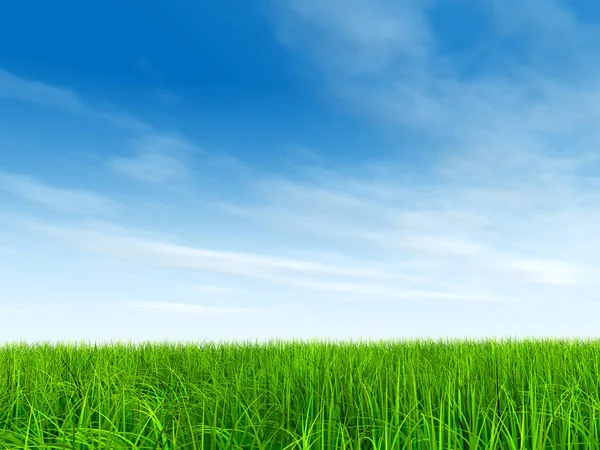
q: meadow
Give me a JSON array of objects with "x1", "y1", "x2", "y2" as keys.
[{"x1": 1, "y1": 336, "x2": 600, "y2": 449}]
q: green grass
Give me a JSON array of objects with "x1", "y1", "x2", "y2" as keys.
[{"x1": 1, "y1": 336, "x2": 600, "y2": 449}]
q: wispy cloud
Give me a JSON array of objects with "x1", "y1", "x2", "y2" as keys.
[
  {"x1": 189, "y1": 285, "x2": 247, "y2": 295},
  {"x1": 135, "y1": 57, "x2": 163, "y2": 80},
  {"x1": 0, "y1": 245, "x2": 27, "y2": 256},
  {"x1": 0, "y1": 68, "x2": 85, "y2": 111},
  {"x1": 0, "y1": 172, "x2": 119, "y2": 215},
  {"x1": 213, "y1": 166, "x2": 600, "y2": 297},
  {"x1": 0, "y1": 68, "x2": 150, "y2": 132},
  {"x1": 271, "y1": 0, "x2": 433, "y2": 76},
  {"x1": 28, "y1": 221, "x2": 411, "y2": 279},
  {"x1": 109, "y1": 134, "x2": 198, "y2": 183},
  {"x1": 19, "y1": 198, "x2": 599, "y2": 308},
  {"x1": 12, "y1": 218, "x2": 493, "y2": 304},
  {"x1": 0, "y1": 67, "x2": 198, "y2": 184},
  {"x1": 117, "y1": 301, "x2": 258, "y2": 315},
  {"x1": 0, "y1": 309, "x2": 32, "y2": 315},
  {"x1": 489, "y1": 0, "x2": 586, "y2": 45},
  {"x1": 270, "y1": 0, "x2": 600, "y2": 137}
]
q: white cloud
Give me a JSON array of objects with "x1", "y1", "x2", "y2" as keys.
[
  {"x1": 241, "y1": 272, "x2": 497, "y2": 303},
  {"x1": 270, "y1": 0, "x2": 600, "y2": 142},
  {"x1": 109, "y1": 135, "x2": 196, "y2": 182},
  {"x1": 489, "y1": 0, "x2": 584, "y2": 44},
  {"x1": 119, "y1": 301, "x2": 258, "y2": 315},
  {"x1": 13, "y1": 218, "x2": 493, "y2": 304},
  {"x1": 189, "y1": 285, "x2": 245, "y2": 294},
  {"x1": 503, "y1": 259, "x2": 592, "y2": 287},
  {"x1": 30, "y1": 223, "x2": 410, "y2": 280},
  {"x1": 135, "y1": 57, "x2": 163, "y2": 80},
  {"x1": 0, "y1": 172, "x2": 119, "y2": 215},
  {"x1": 271, "y1": 0, "x2": 433, "y2": 75},
  {"x1": 0, "y1": 69, "x2": 84, "y2": 111},
  {"x1": 0, "y1": 245, "x2": 27, "y2": 256},
  {"x1": 0, "y1": 309, "x2": 32, "y2": 315},
  {"x1": 0, "y1": 68, "x2": 150, "y2": 132},
  {"x1": 0, "y1": 67, "x2": 198, "y2": 185}
]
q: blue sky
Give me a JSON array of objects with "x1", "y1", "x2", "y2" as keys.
[{"x1": 3, "y1": 0, "x2": 600, "y2": 345}]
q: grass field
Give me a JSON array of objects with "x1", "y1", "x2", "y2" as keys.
[{"x1": 1, "y1": 336, "x2": 599, "y2": 449}]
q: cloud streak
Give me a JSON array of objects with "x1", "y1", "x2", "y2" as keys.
[
  {"x1": 0, "y1": 69, "x2": 150, "y2": 132},
  {"x1": 109, "y1": 135, "x2": 197, "y2": 183},
  {"x1": 9, "y1": 216, "x2": 495, "y2": 305},
  {"x1": 0, "y1": 68, "x2": 193, "y2": 184},
  {"x1": 0, "y1": 172, "x2": 119, "y2": 216},
  {"x1": 119, "y1": 301, "x2": 258, "y2": 315}
]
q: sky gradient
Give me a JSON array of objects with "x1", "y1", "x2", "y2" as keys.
[{"x1": 3, "y1": 0, "x2": 600, "y2": 345}]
